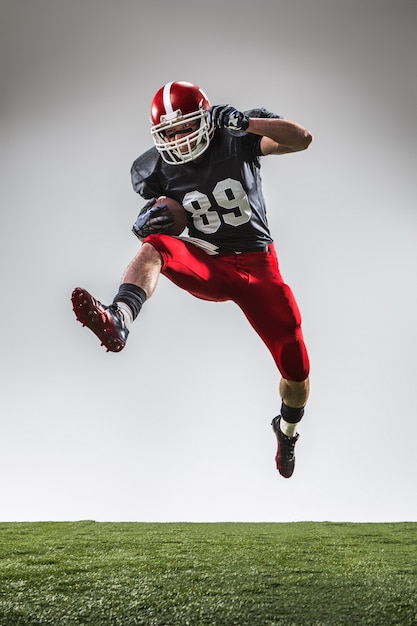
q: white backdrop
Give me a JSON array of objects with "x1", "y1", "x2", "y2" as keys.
[{"x1": 1, "y1": 0, "x2": 416, "y2": 522}]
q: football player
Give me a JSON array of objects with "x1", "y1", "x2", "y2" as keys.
[{"x1": 72, "y1": 81, "x2": 313, "y2": 478}]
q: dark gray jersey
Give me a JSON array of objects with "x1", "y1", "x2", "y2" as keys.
[{"x1": 131, "y1": 108, "x2": 282, "y2": 252}]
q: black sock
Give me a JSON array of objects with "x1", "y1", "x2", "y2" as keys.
[
  {"x1": 113, "y1": 283, "x2": 147, "y2": 320},
  {"x1": 281, "y1": 402, "x2": 304, "y2": 424}
]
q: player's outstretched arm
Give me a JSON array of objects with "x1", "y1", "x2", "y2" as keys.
[{"x1": 249, "y1": 117, "x2": 313, "y2": 155}]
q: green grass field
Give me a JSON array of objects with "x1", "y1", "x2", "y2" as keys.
[{"x1": 0, "y1": 521, "x2": 416, "y2": 625}]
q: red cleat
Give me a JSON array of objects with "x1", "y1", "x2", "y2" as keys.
[{"x1": 71, "y1": 287, "x2": 128, "y2": 352}]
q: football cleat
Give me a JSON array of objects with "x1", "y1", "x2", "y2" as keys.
[
  {"x1": 271, "y1": 416, "x2": 300, "y2": 478},
  {"x1": 71, "y1": 287, "x2": 128, "y2": 352}
]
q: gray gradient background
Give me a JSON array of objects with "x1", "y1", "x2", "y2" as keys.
[{"x1": 1, "y1": 0, "x2": 416, "y2": 522}]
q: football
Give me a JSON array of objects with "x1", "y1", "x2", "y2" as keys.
[{"x1": 156, "y1": 196, "x2": 189, "y2": 236}]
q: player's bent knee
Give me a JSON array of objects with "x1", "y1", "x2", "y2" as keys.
[
  {"x1": 279, "y1": 336, "x2": 310, "y2": 382},
  {"x1": 140, "y1": 241, "x2": 163, "y2": 265}
]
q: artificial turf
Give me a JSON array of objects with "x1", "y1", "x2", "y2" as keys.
[{"x1": 0, "y1": 521, "x2": 416, "y2": 625}]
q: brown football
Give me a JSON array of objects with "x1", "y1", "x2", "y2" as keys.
[{"x1": 156, "y1": 196, "x2": 189, "y2": 236}]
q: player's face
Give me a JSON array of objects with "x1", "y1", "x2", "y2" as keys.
[{"x1": 165, "y1": 120, "x2": 200, "y2": 153}]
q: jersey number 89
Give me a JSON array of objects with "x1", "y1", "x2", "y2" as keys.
[{"x1": 182, "y1": 178, "x2": 252, "y2": 234}]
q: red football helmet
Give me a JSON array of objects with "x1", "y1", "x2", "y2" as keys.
[{"x1": 150, "y1": 81, "x2": 213, "y2": 165}]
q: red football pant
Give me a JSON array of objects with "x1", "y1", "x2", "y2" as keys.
[{"x1": 145, "y1": 235, "x2": 310, "y2": 382}]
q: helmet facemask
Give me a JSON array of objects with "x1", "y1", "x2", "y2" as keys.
[{"x1": 151, "y1": 105, "x2": 213, "y2": 165}]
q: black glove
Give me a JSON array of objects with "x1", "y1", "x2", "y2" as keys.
[
  {"x1": 210, "y1": 105, "x2": 250, "y2": 136},
  {"x1": 132, "y1": 198, "x2": 175, "y2": 240}
]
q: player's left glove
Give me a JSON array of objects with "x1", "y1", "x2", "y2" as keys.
[
  {"x1": 210, "y1": 105, "x2": 250, "y2": 136},
  {"x1": 132, "y1": 198, "x2": 175, "y2": 240}
]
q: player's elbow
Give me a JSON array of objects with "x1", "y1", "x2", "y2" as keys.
[
  {"x1": 288, "y1": 130, "x2": 313, "y2": 153},
  {"x1": 300, "y1": 129, "x2": 313, "y2": 150}
]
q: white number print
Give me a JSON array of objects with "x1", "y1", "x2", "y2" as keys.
[{"x1": 182, "y1": 178, "x2": 252, "y2": 234}]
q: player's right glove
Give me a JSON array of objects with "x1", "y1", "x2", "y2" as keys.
[
  {"x1": 132, "y1": 198, "x2": 175, "y2": 240},
  {"x1": 210, "y1": 105, "x2": 250, "y2": 136}
]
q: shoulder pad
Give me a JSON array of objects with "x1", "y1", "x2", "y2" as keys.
[
  {"x1": 244, "y1": 107, "x2": 283, "y2": 120},
  {"x1": 131, "y1": 147, "x2": 163, "y2": 197}
]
